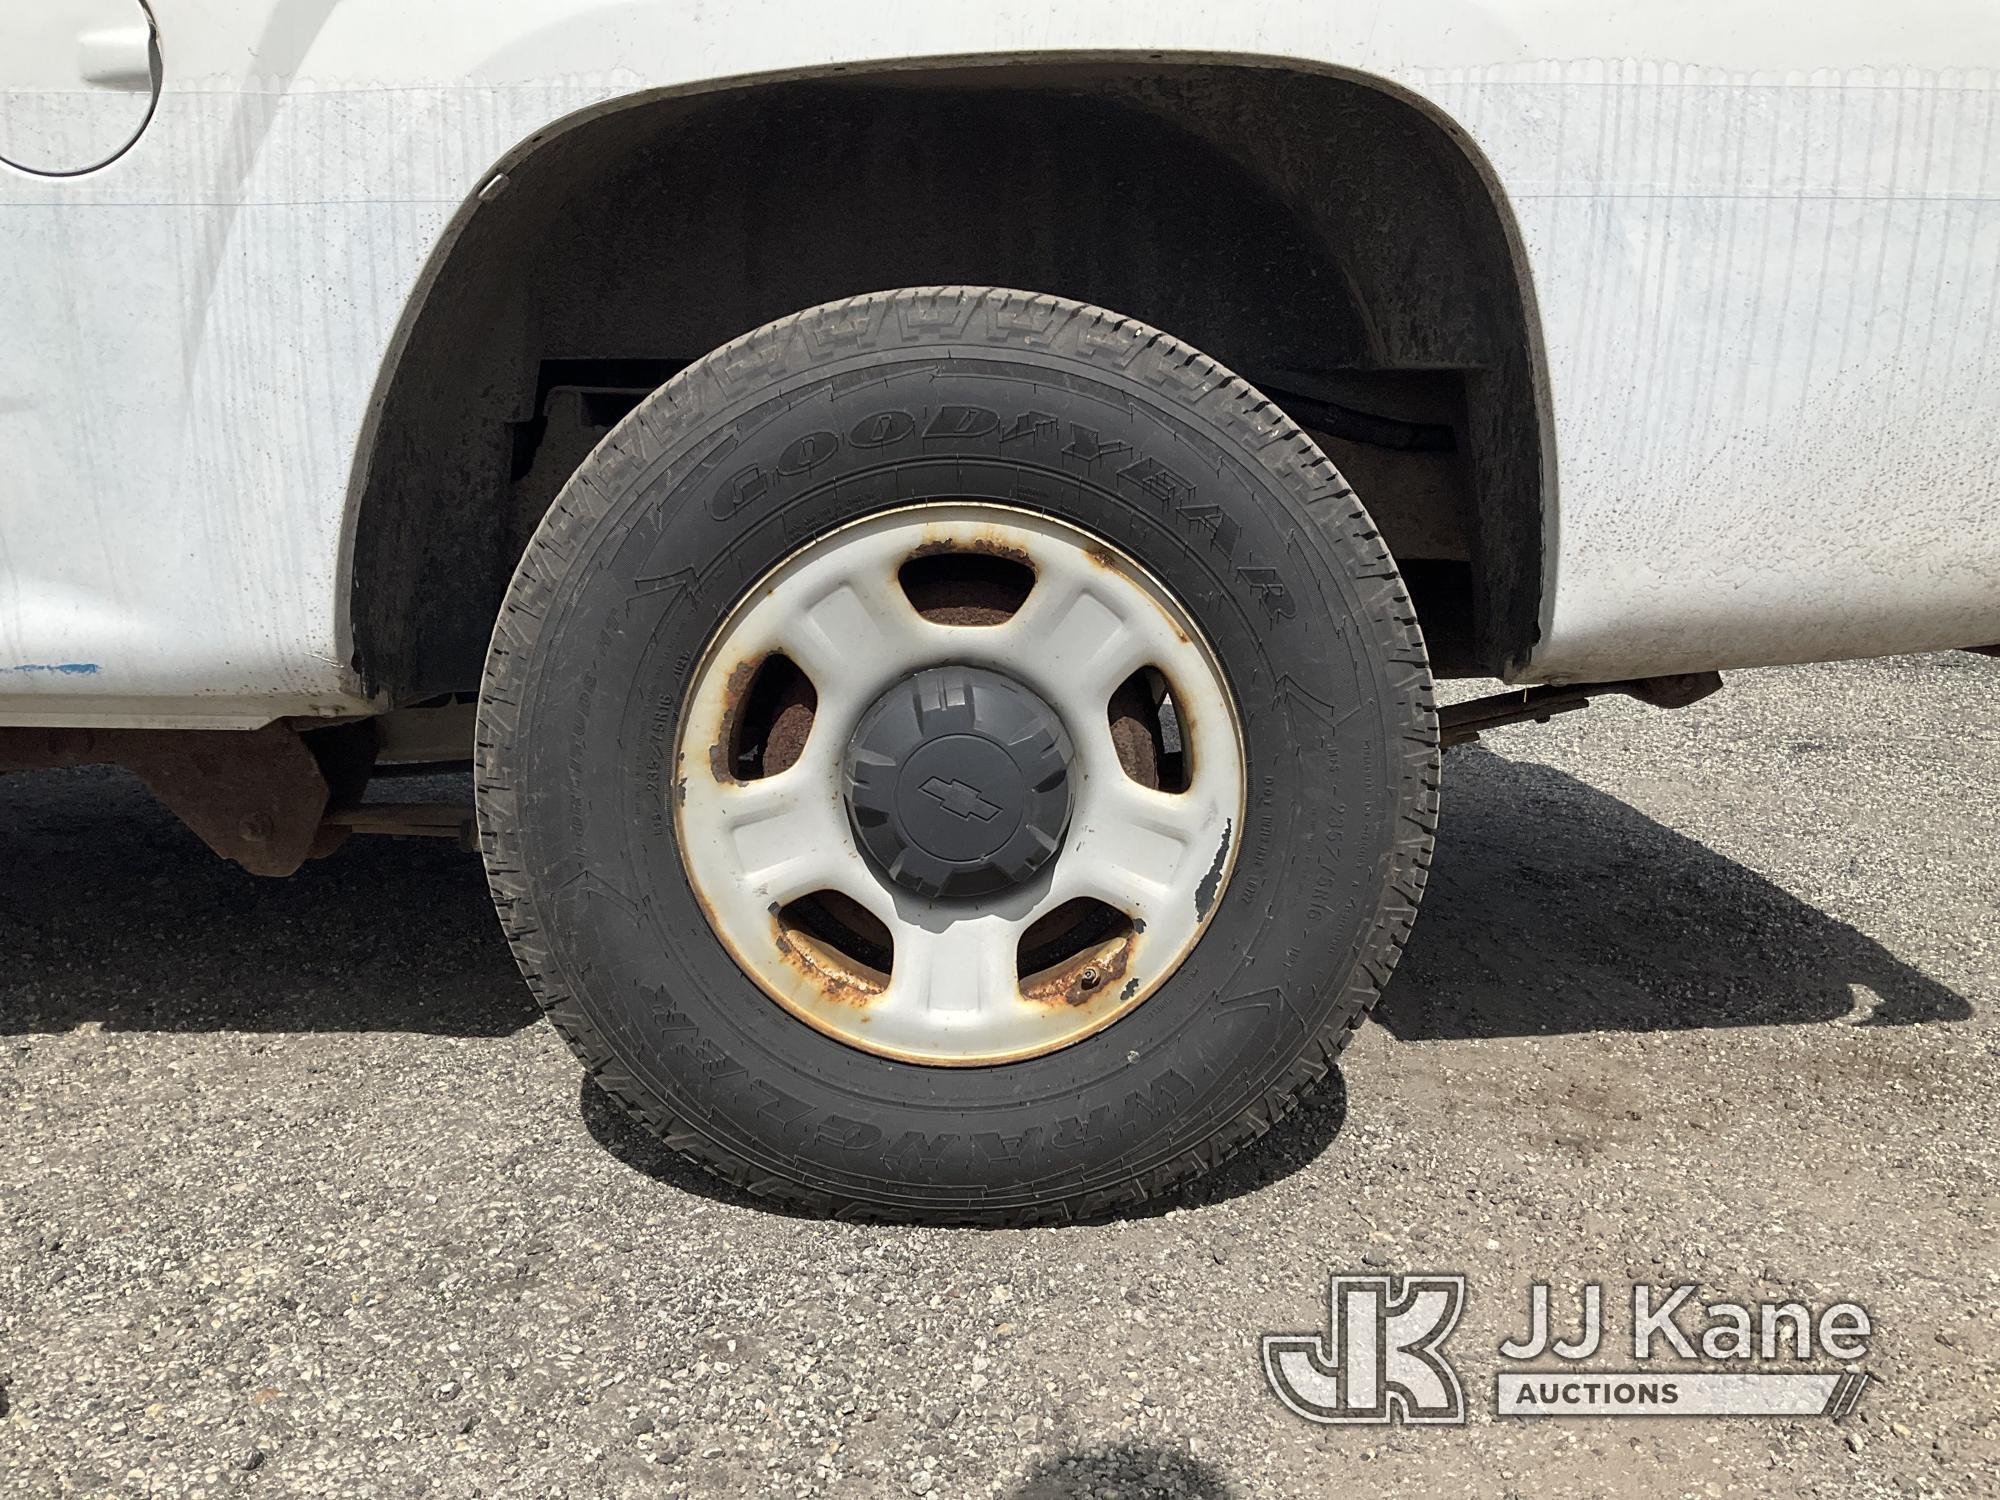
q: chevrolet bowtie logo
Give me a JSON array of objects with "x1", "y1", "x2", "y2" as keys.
[{"x1": 919, "y1": 776, "x2": 1001, "y2": 822}]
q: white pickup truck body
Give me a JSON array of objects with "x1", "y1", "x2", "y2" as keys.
[{"x1": 4, "y1": 2, "x2": 1999, "y2": 728}]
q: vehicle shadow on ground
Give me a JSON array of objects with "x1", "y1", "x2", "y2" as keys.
[
  {"x1": 0, "y1": 766, "x2": 535, "y2": 1037},
  {"x1": 0, "y1": 748, "x2": 1970, "y2": 1210},
  {"x1": 1374, "y1": 744, "x2": 1970, "y2": 1041}
]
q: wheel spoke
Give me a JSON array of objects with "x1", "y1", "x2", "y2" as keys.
[
  {"x1": 878, "y1": 909, "x2": 1026, "y2": 1018},
  {"x1": 764, "y1": 552, "x2": 928, "y2": 712},
  {"x1": 702, "y1": 766, "x2": 854, "y2": 907},
  {"x1": 997, "y1": 566, "x2": 1154, "y2": 721},
  {"x1": 1057, "y1": 772, "x2": 1231, "y2": 925}
]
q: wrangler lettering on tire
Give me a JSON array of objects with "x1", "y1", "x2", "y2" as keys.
[{"x1": 476, "y1": 286, "x2": 1438, "y2": 1222}]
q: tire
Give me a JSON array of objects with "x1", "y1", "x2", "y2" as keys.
[{"x1": 476, "y1": 286, "x2": 1437, "y2": 1223}]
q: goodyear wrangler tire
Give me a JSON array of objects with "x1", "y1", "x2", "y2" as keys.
[{"x1": 476, "y1": 287, "x2": 1437, "y2": 1222}]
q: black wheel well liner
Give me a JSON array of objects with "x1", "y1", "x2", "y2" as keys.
[{"x1": 342, "y1": 57, "x2": 1552, "y2": 701}]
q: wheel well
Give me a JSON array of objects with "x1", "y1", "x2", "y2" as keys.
[{"x1": 345, "y1": 60, "x2": 1549, "y2": 700}]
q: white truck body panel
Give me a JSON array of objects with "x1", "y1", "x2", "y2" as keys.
[{"x1": 3, "y1": 2, "x2": 1998, "y2": 726}]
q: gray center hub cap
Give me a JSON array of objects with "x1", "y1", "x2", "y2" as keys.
[{"x1": 844, "y1": 665, "x2": 1074, "y2": 899}]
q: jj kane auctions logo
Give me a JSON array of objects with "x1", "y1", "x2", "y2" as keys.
[{"x1": 1264, "y1": 1275, "x2": 1872, "y2": 1424}]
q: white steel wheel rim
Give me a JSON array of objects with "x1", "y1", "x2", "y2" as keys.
[{"x1": 673, "y1": 503, "x2": 1245, "y2": 1066}]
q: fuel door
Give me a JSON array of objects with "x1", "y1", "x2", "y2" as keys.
[{"x1": 0, "y1": 0, "x2": 160, "y2": 177}]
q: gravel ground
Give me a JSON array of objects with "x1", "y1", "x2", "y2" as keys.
[{"x1": 2, "y1": 652, "x2": 1995, "y2": 1499}]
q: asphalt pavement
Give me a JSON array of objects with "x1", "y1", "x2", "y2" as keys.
[{"x1": 2, "y1": 652, "x2": 1995, "y2": 1498}]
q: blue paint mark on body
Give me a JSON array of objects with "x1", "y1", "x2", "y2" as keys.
[{"x1": 1, "y1": 662, "x2": 101, "y2": 676}]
